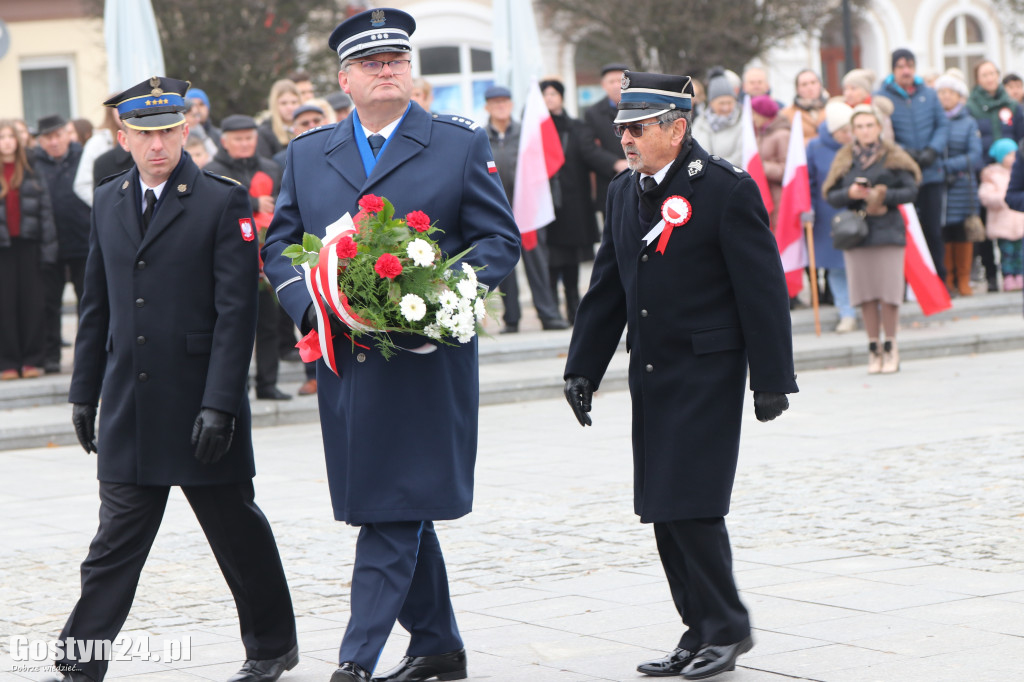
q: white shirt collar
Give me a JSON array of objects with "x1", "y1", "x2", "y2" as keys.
[
  {"x1": 641, "y1": 160, "x2": 675, "y2": 187},
  {"x1": 361, "y1": 117, "x2": 401, "y2": 141},
  {"x1": 139, "y1": 178, "x2": 168, "y2": 211}
]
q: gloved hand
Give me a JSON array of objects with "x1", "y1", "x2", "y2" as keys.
[
  {"x1": 916, "y1": 147, "x2": 937, "y2": 168},
  {"x1": 753, "y1": 391, "x2": 789, "y2": 422},
  {"x1": 191, "y1": 408, "x2": 236, "y2": 465},
  {"x1": 72, "y1": 403, "x2": 98, "y2": 454},
  {"x1": 303, "y1": 303, "x2": 345, "y2": 336},
  {"x1": 564, "y1": 375, "x2": 595, "y2": 427}
]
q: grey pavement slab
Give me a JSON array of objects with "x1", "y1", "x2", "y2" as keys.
[{"x1": 3, "y1": 349, "x2": 1024, "y2": 681}]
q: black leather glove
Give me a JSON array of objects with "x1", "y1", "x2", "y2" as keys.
[
  {"x1": 564, "y1": 375, "x2": 595, "y2": 427},
  {"x1": 916, "y1": 147, "x2": 937, "y2": 168},
  {"x1": 191, "y1": 408, "x2": 236, "y2": 465},
  {"x1": 71, "y1": 403, "x2": 98, "y2": 454},
  {"x1": 303, "y1": 303, "x2": 345, "y2": 336},
  {"x1": 753, "y1": 391, "x2": 789, "y2": 422}
]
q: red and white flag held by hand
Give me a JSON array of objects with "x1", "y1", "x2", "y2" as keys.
[
  {"x1": 775, "y1": 111, "x2": 811, "y2": 297},
  {"x1": 741, "y1": 95, "x2": 774, "y2": 217},
  {"x1": 512, "y1": 79, "x2": 564, "y2": 250},
  {"x1": 900, "y1": 204, "x2": 952, "y2": 315}
]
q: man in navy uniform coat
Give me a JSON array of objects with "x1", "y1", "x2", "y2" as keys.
[
  {"x1": 261, "y1": 8, "x2": 519, "y2": 682},
  {"x1": 563, "y1": 72, "x2": 798, "y2": 680},
  {"x1": 54, "y1": 77, "x2": 297, "y2": 682}
]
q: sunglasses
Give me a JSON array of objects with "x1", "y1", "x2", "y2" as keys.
[{"x1": 613, "y1": 121, "x2": 663, "y2": 138}]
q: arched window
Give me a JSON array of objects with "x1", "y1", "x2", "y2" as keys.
[
  {"x1": 942, "y1": 14, "x2": 986, "y2": 86},
  {"x1": 414, "y1": 44, "x2": 494, "y2": 119}
]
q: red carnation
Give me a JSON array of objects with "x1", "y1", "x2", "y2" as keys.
[
  {"x1": 405, "y1": 210, "x2": 431, "y2": 232},
  {"x1": 358, "y1": 194, "x2": 384, "y2": 213},
  {"x1": 374, "y1": 253, "x2": 403, "y2": 279},
  {"x1": 335, "y1": 236, "x2": 358, "y2": 259},
  {"x1": 353, "y1": 209, "x2": 369, "y2": 228}
]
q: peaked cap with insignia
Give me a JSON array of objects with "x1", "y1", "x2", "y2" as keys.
[
  {"x1": 615, "y1": 71, "x2": 693, "y2": 124},
  {"x1": 328, "y1": 7, "x2": 416, "y2": 63},
  {"x1": 104, "y1": 76, "x2": 191, "y2": 131}
]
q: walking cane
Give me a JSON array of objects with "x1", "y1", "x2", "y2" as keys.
[{"x1": 804, "y1": 220, "x2": 821, "y2": 336}]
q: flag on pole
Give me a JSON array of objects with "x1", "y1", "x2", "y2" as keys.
[
  {"x1": 512, "y1": 80, "x2": 564, "y2": 250},
  {"x1": 775, "y1": 111, "x2": 811, "y2": 297},
  {"x1": 900, "y1": 204, "x2": 952, "y2": 315},
  {"x1": 741, "y1": 96, "x2": 774, "y2": 217}
]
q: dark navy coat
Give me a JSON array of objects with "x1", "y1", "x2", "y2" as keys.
[
  {"x1": 806, "y1": 121, "x2": 846, "y2": 269},
  {"x1": 262, "y1": 102, "x2": 520, "y2": 524},
  {"x1": 564, "y1": 141, "x2": 798, "y2": 522},
  {"x1": 68, "y1": 153, "x2": 259, "y2": 485}
]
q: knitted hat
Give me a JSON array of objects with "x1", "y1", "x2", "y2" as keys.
[
  {"x1": 841, "y1": 68, "x2": 875, "y2": 94},
  {"x1": 892, "y1": 48, "x2": 916, "y2": 69},
  {"x1": 934, "y1": 71, "x2": 968, "y2": 98},
  {"x1": 749, "y1": 94, "x2": 779, "y2": 118},
  {"x1": 850, "y1": 103, "x2": 881, "y2": 125},
  {"x1": 706, "y1": 75, "x2": 735, "y2": 102},
  {"x1": 824, "y1": 99, "x2": 854, "y2": 133},
  {"x1": 990, "y1": 138, "x2": 1018, "y2": 163}
]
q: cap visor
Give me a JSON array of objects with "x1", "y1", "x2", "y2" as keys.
[
  {"x1": 614, "y1": 108, "x2": 669, "y2": 124},
  {"x1": 122, "y1": 112, "x2": 186, "y2": 131},
  {"x1": 348, "y1": 44, "x2": 411, "y2": 60}
]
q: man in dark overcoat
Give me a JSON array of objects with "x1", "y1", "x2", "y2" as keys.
[
  {"x1": 261, "y1": 9, "x2": 519, "y2": 682},
  {"x1": 563, "y1": 71, "x2": 798, "y2": 680},
  {"x1": 52, "y1": 77, "x2": 297, "y2": 682},
  {"x1": 584, "y1": 62, "x2": 630, "y2": 211}
]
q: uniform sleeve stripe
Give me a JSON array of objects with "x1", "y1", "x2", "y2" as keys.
[{"x1": 275, "y1": 275, "x2": 303, "y2": 294}]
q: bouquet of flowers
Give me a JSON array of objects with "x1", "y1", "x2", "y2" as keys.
[{"x1": 282, "y1": 194, "x2": 499, "y2": 367}]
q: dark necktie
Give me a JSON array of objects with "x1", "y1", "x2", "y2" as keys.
[
  {"x1": 641, "y1": 176, "x2": 657, "y2": 193},
  {"x1": 367, "y1": 134, "x2": 385, "y2": 158},
  {"x1": 142, "y1": 189, "x2": 156, "y2": 235}
]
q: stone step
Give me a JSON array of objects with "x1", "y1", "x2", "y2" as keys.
[{"x1": 1, "y1": 309, "x2": 1021, "y2": 452}]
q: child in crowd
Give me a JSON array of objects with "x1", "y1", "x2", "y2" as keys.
[{"x1": 979, "y1": 138, "x2": 1024, "y2": 290}]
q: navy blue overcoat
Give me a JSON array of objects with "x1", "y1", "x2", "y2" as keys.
[
  {"x1": 564, "y1": 141, "x2": 798, "y2": 522},
  {"x1": 263, "y1": 102, "x2": 520, "y2": 524},
  {"x1": 69, "y1": 153, "x2": 259, "y2": 485}
]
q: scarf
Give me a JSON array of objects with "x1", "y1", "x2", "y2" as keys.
[
  {"x1": 793, "y1": 94, "x2": 828, "y2": 112},
  {"x1": 944, "y1": 102, "x2": 965, "y2": 120},
  {"x1": 704, "y1": 107, "x2": 738, "y2": 133},
  {"x1": 967, "y1": 85, "x2": 1018, "y2": 140},
  {"x1": 853, "y1": 140, "x2": 883, "y2": 170}
]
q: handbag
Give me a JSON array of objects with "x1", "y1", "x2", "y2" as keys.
[
  {"x1": 831, "y1": 208, "x2": 868, "y2": 250},
  {"x1": 963, "y1": 214, "x2": 986, "y2": 242}
]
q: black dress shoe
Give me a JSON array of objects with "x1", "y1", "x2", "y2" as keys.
[
  {"x1": 371, "y1": 648, "x2": 467, "y2": 681},
  {"x1": 499, "y1": 323, "x2": 519, "y2": 334},
  {"x1": 44, "y1": 361, "x2": 62, "y2": 374},
  {"x1": 681, "y1": 636, "x2": 753, "y2": 680},
  {"x1": 637, "y1": 647, "x2": 697, "y2": 676},
  {"x1": 331, "y1": 661, "x2": 372, "y2": 682},
  {"x1": 227, "y1": 643, "x2": 299, "y2": 682},
  {"x1": 256, "y1": 386, "x2": 293, "y2": 400},
  {"x1": 540, "y1": 318, "x2": 570, "y2": 330}
]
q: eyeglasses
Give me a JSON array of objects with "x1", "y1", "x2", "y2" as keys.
[
  {"x1": 351, "y1": 59, "x2": 412, "y2": 76},
  {"x1": 613, "y1": 121, "x2": 664, "y2": 138}
]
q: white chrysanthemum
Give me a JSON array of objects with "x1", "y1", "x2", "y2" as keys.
[
  {"x1": 438, "y1": 290, "x2": 459, "y2": 310},
  {"x1": 406, "y1": 239, "x2": 435, "y2": 267},
  {"x1": 399, "y1": 293, "x2": 426, "y2": 321},
  {"x1": 437, "y1": 309, "x2": 456, "y2": 330},
  {"x1": 473, "y1": 297, "x2": 487, "y2": 321},
  {"x1": 461, "y1": 262, "x2": 478, "y2": 283},
  {"x1": 452, "y1": 314, "x2": 475, "y2": 343},
  {"x1": 423, "y1": 323, "x2": 443, "y2": 340},
  {"x1": 456, "y1": 278, "x2": 477, "y2": 299}
]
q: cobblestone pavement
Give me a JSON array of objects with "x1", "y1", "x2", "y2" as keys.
[{"x1": 2, "y1": 350, "x2": 1024, "y2": 681}]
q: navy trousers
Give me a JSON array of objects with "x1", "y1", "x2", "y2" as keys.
[
  {"x1": 654, "y1": 518, "x2": 750, "y2": 652},
  {"x1": 339, "y1": 521, "x2": 462, "y2": 672}
]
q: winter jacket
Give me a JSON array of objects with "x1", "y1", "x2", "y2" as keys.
[
  {"x1": 691, "y1": 109, "x2": 743, "y2": 167},
  {"x1": 967, "y1": 85, "x2": 1024, "y2": 163},
  {"x1": 758, "y1": 115, "x2": 790, "y2": 222},
  {"x1": 780, "y1": 97, "x2": 826, "y2": 141},
  {"x1": 940, "y1": 107, "x2": 983, "y2": 226},
  {"x1": 30, "y1": 143, "x2": 91, "y2": 259},
  {"x1": 875, "y1": 75, "x2": 949, "y2": 186},
  {"x1": 979, "y1": 163, "x2": 1024, "y2": 240},
  {"x1": 485, "y1": 118, "x2": 520, "y2": 204},
  {"x1": 824, "y1": 140, "x2": 922, "y2": 248},
  {"x1": 0, "y1": 162, "x2": 58, "y2": 263},
  {"x1": 806, "y1": 121, "x2": 846, "y2": 268}
]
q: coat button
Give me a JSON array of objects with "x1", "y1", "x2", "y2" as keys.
[
  {"x1": 645, "y1": 364, "x2": 654, "y2": 373},
  {"x1": 136, "y1": 260, "x2": 146, "y2": 270},
  {"x1": 135, "y1": 298, "x2": 145, "y2": 308},
  {"x1": 641, "y1": 309, "x2": 648, "y2": 317},
  {"x1": 138, "y1": 372, "x2": 149, "y2": 382},
  {"x1": 136, "y1": 336, "x2": 146, "y2": 345},
  {"x1": 641, "y1": 254, "x2": 649, "y2": 262},
  {"x1": 356, "y1": 353, "x2": 366, "y2": 363}
]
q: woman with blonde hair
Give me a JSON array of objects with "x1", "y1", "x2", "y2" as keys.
[
  {"x1": 0, "y1": 119, "x2": 57, "y2": 380},
  {"x1": 824, "y1": 105, "x2": 921, "y2": 374},
  {"x1": 257, "y1": 79, "x2": 301, "y2": 159}
]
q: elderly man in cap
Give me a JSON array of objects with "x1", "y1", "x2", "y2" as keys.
[
  {"x1": 563, "y1": 71, "x2": 798, "y2": 679},
  {"x1": 262, "y1": 8, "x2": 519, "y2": 682},
  {"x1": 49, "y1": 77, "x2": 298, "y2": 682},
  {"x1": 584, "y1": 62, "x2": 630, "y2": 210}
]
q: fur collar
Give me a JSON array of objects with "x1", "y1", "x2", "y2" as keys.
[{"x1": 821, "y1": 140, "x2": 921, "y2": 197}]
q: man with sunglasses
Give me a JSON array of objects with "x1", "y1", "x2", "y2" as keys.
[
  {"x1": 262, "y1": 8, "x2": 519, "y2": 682},
  {"x1": 563, "y1": 71, "x2": 798, "y2": 680}
]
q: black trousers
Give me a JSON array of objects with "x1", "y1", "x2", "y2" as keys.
[
  {"x1": 255, "y1": 287, "x2": 281, "y2": 391},
  {"x1": 497, "y1": 228, "x2": 563, "y2": 326},
  {"x1": 0, "y1": 238, "x2": 47, "y2": 371},
  {"x1": 915, "y1": 183, "x2": 946, "y2": 280},
  {"x1": 43, "y1": 256, "x2": 87, "y2": 365},
  {"x1": 55, "y1": 480, "x2": 297, "y2": 681},
  {"x1": 654, "y1": 518, "x2": 750, "y2": 652},
  {"x1": 548, "y1": 264, "x2": 581, "y2": 324}
]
